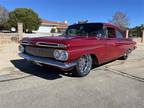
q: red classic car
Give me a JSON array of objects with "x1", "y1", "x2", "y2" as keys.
[{"x1": 19, "y1": 23, "x2": 136, "y2": 77}]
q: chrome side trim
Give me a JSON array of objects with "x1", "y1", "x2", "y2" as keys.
[
  {"x1": 36, "y1": 42, "x2": 68, "y2": 48},
  {"x1": 18, "y1": 53, "x2": 77, "y2": 69}
]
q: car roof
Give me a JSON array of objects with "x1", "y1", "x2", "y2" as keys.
[
  {"x1": 103, "y1": 23, "x2": 123, "y2": 31},
  {"x1": 70, "y1": 23, "x2": 103, "y2": 27},
  {"x1": 70, "y1": 22, "x2": 123, "y2": 31}
]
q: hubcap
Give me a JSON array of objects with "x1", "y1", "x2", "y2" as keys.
[{"x1": 78, "y1": 55, "x2": 92, "y2": 74}]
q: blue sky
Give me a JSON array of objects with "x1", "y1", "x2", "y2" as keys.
[{"x1": 0, "y1": 0, "x2": 143, "y2": 27}]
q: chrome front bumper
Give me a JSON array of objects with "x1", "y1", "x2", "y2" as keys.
[{"x1": 19, "y1": 53, "x2": 77, "y2": 69}]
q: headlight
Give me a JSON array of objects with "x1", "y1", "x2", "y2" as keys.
[
  {"x1": 54, "y1": 50, "x2": 68, "y2": 61},
  {"x1": 19, "y1": 45, "x2": 24, "y2": 53}
]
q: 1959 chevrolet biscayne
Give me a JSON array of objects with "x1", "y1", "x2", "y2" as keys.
[{"x1": 19, "y1": 23, "x2": 136, "y2": 77}]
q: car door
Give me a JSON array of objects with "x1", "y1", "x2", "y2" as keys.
[
  {"x1": 87, "y1": 25, "x2": 108, "y2": 64},
  {"x1": 105, "y1": 27, "x2": 119, "y2": 61},
  {"x1": 94, "y1": 28, "x2": 108, "y2": 64},
  {"x1": 115, "y1": 30, "x2": 126, "y2": 57}
]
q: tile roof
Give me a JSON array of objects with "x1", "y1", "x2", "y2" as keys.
[{"x1": 41, "y1": 19, "x2": 68, "y2": 29}]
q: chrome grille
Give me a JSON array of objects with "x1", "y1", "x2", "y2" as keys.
[{"x1": 25, "y1": 46, "x2": 54, "y2": 58}]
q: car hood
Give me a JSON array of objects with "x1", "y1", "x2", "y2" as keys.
[
  {"x1": 22, "y1": 35, "x2": 98, "y2": 48},
  {"x1": 22, "y1": 36, "x2": 71, "y2": 45},
  {"x1": 31, "y1": 36, "x2": 71, "y2": 44}
]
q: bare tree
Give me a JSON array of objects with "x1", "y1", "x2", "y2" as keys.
[
  {"x1": 110, "y1": 11, "x2": 129, "y2": 30},
  {"x1": 0, "y1": 5, "x2": 9, "y2": 26}
]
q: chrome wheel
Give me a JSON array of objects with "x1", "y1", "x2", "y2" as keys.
[
  {"x1": 74, "y1": 55, "x2": 92, "y2": 77},
  {"x1": 123, "y1": 53, "x2": 128, "y2": 59},
  {"x1": 120, "y1": 52, "x2": 129, "y2": 60}
]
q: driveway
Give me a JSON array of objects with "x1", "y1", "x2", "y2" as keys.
[{"x1": 0, "y1": 43, "x2": 144, "y2": 108}]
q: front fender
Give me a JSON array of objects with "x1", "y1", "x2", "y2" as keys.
[{"x1": 67, "y1": 46, "x2": 102, "y2": 63}]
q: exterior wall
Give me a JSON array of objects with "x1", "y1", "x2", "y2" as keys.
[
  {"x1": 0, "y1": 33, "x2": 18, "y2": 45},
  {"x1": 34, "y1": 20, "x2": 68, "y2": 34},
  {"x1": 36, "y1": 25, "x2": 52, "y2": 33},
  {"x1": 0, "y1": 23, "x2": 23, "y2": 45},
  {"x1": 33, "y1": 25, "x2": 56, "y2": 33}
]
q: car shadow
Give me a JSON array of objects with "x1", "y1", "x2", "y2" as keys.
[
  {"x1": 11, "y1": 59, "x2": 121, "y2": 80},
  {"x1": 10, "y1": 59, "x2": 75, "y2": 80}
]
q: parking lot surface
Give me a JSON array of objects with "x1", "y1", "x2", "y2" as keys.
[{"x1": 0, "y1": 43, "x2": 144, "y2": 108}]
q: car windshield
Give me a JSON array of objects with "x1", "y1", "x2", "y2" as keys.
[{"x1": 64, "y1": 23, "x2": 104, "y2": 37}]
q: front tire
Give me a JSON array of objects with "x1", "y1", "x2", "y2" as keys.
[{"x1": 74, "y1": 54, "x2": 92, "y2": 77}]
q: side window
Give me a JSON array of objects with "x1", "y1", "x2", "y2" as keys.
[
  {"x1": 97, "y1": 29, "x2": 106, "y2": 38},
  {"x1": 116, "y1": 30, "x2": 124, "y2": 39},
  {"x1": 93, "y1": 29, "x2": 106, "y2": 38},
  {"x1": 107, "y1": 27, "x2": 116, "y2": 38}
]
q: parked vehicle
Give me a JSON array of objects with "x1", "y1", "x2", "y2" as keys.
[{"x1": 19, "y1": 23, "x2": 136, "y2": 77}]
